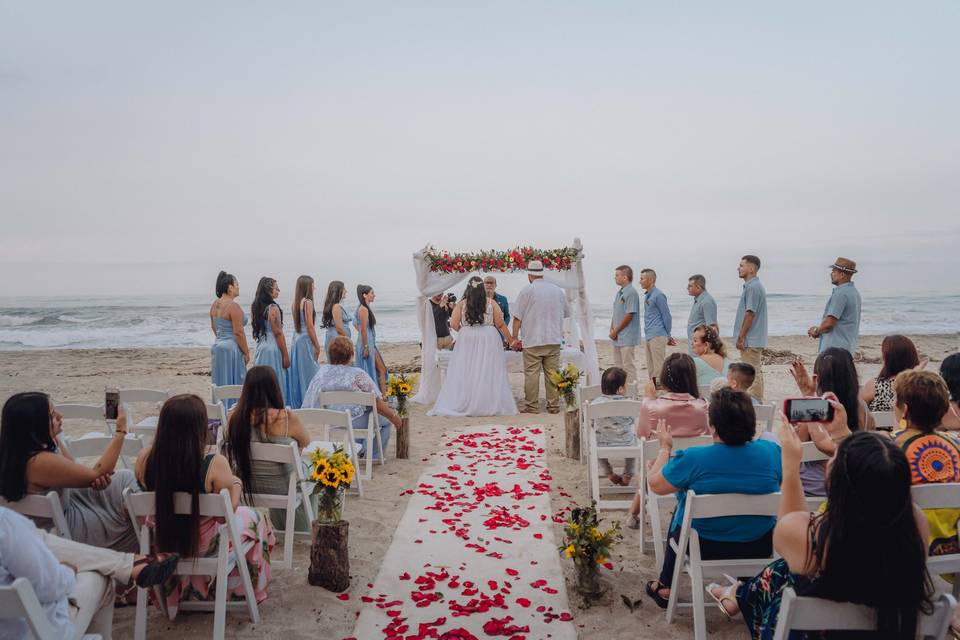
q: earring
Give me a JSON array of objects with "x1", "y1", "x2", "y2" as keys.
[{"x1": 898, "y1": 418, "x2": 907, "y2": 429}]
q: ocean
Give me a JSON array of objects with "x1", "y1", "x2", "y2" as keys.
[{"x1": 0, "y1": 291, "x2": 957, "y2": 351}]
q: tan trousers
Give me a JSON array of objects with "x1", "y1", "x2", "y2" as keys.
[
  {"x1": 522, "y1": 344, "x2": 561, "y2": 412},
  {"x1": 40, "y1": 529, "x2": 134, "y2": 640},
  {"x1": 644, "y1": 336, "x2": 668, "y2": 384},
  {"x1": 613, "y1": 345, "x2": 638, "y2": 387},
  {"x1": 739, "y1": 347, "x2": 765, "y2": 402}
]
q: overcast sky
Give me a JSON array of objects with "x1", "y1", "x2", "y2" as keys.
[{"x1": 1, "y1": 1, "x2": 958, "y2": 300}]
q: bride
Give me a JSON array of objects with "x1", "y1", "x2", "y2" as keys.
[{"x1": 429, "y1": 276, "x2": 517, "y2": 416}]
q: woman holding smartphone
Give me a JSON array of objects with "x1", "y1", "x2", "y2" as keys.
[
  {"x1": 321, "y1": 280, "x2": 354, "y2": 363},
  {"x1": 252, "y1": 277, "x2": 291, "y2": 405},
  {"x1": 355, "y1": 284, "x2": 386, "y2": 393},
  {"x1": 210, "y1": 271, "x2": 249, "y2": 409}
]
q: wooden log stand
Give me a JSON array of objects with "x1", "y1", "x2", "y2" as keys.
[
  {"x1": 564, "y1": 407, "x2": 580, "y2": 460},
  {"x1": 396, "y1": 416, "x2": 409, "y2": 459},
  {"x1": 308, "y1": 520, "x2": 350, "y2": 592}
]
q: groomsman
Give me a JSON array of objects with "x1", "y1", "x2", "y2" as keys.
[
  {"x1": 609, "y1": 265, "x2": 641, "y2": 386},
  {"x1": 809, "y1": 257, "x2": 861, "y2": 355},
  {"x1": 733, "y1": 254, "x2": 768, "y2": 401},
  {"x1": 639, "y1": 268, "x2": 675, "y2": 387},
  {"x1": 686, "y1": 274, "x2": 718, "y2": 353}
]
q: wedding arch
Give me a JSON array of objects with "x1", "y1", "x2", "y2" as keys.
[{"x1": 411, "y1": 238, "x2": 601, "y2": 405}]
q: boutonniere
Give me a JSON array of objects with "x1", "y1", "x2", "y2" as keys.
[{"x1": 619, "y1": 295, "x2": 625, "y2": 305}]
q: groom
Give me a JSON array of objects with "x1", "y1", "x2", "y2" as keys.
[{"x1": 510, "y1": 260, "x2": 570, "y2": 414}]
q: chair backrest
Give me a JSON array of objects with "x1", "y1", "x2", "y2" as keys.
[
  {"x1": 318, "y1": 390, "x2": 376, "y2": 409},
  {"x1": 754, "y1": 403, "x2": 776, "y2": 432},
  {"x1": 871, "y1": 410, "x2": 897, "y2": 430},
  {"x1": 641, "y1": 434, "x2": 715, "y2": 462},
  {"x1": 685, "y1": 489, "x2": 781, "y2": 520},
  {"x1": 584, "y1": 399, "x2": 644, "y2": 421},
  {"x1": 581, "y1": 382, "x2": 638, "y2": 403},
  {"x1": 61, "y1": 434, "x2": 145, "y2": 460},
  {"x1": 773, "y1": 587, "x2": 956, "y2": 640},
  {"x1": 292, "y1": 408, "x2": 352, "y2": 440},
  {"x1": 698, "y1": 384, "x2": 713, "y2": 400},
  {"x1": 119, "y1": 388, "x2": 170, "y2": 404},
  {"x1": 211, "y1": 384, "x2": 244, "y2": 404},
  {"x1": 0, "y1": 577, "x2": 58, "y2": 640},
  {"x1": 124, "y1": 487, "x2": 233, "y2": 521},
  {"x1": 911, "y1": 482, "x2": 960, "y2": 510},
  {"x1": 55, "y1": 403, "x2": 105, "y2": 422},
  {"x1": 801, "y1": 441, "x2": 831, "y2": 463},
  {"x1": 0, "y1": 491, "x2": 71, "y2": 540}
]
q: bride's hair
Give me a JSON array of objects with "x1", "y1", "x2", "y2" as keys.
[{"x1": 463, "y1": 277, "x2": 487, "y2": 326}]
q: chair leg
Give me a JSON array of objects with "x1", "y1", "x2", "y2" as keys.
[
  {"x1": 213, "y1": 532, "x2": 229, "y2": 640},
  {"x1": 299, "y1": 481, "x2": 316, "y2": 523},
  {"x1": 281, "y1": 493, "x2": 296, "y2": 570},
  {"x1": 691, "y1": 563, "x2": 707, "y2": 640}
]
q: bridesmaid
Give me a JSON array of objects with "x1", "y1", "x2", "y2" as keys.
[
  {"x1": 251, "y1": 276, "x2": 291, "y2": 404},
  {"x1": 321, "y1": 280, "x2": 353, "y2": 363},
  {"x1": 210, "y1": 271, "x2": 249, "y2": 409},
  {"x1": 288, "y1": 275, "x2": 322, "y2": 408},
  {"x1": 355, "y1": 284, "x2": 386, "y2": 393}
]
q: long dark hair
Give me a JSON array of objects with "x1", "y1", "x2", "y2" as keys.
[
  {"x1": 251, "y1": 277, "x2": 281, "y2": 342},
  {"x1": 142, "y1": 394, "x2": 208, "y2": 557},
  {"x1": 660, "y1": 353, "x2": 700, "y2": 398},
  {"x1": 463, "y1": 277, "x2": 487, "y2": 326},
  {"x1": 292, "y1": 275, "x2": 314, "y2": 333},
  {"x1": 215, "y1": 270, "x2": 236, "y2": 298},
  {"x1": 941, "y1": 353, "x2": 960, "y2": 402},
  {"x1": 879, "y1": 335, "x2": 920, "y2": 380},
  {"x1": 357, "y1": 284, "x2": 376, "y2": 328},
  {"x1": 814, "y1": 347, "x2": 860, "y2": 431},
  {"x1": 224, "y1": 366, "x2": 284, "y2": 506},
  {"x1": 810, "y1": 432, "x2": 933, "y2": 637},
  {"x1": 0, "y1": 392, "x2": 56, "y2": 502},
  {"x1": 321, "y1": 280, "x2": 346, "y2": 328}
]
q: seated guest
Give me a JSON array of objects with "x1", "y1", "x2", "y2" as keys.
[
  {"x1": 590, "y1": 367, "x2": 636, "y2": 487},
  {"x1": 135, "y1": 394, "x2": 275, "y2": 620},
  {"x1": 430, "y1": 293, "x2": 456, "y2": 350},
  {"x1": 0, "y1": 392, "x2": 140, "y2": 551},
  {"x1": 892, "y1": 370, "x2": 960, "y2": 559},
  {"x1": 0, "y1": 506, "x2": 178, "y2": 640},
  {"x1": 707, "y1": 429, "x2": 934, "y2": 639},
  {"x1": 637, "y1": 353, "x2": 709, "y2": 438},
  {"x1": 644, "y1": 388, "x2": 781, "y2": 608},
  {"x1": 691, "y1": 324, "x2": 728, "y2": 387},
  {"x1": 789, "y1": 347, "x2": 875, "y2": 496},
  {"x1": 726, "y1": 362, "x2": 756, "y2": 397},
  {"x1": 302, "y1": 336, "x2": 402, "y2": 459},
  {"x1": 939, "y1": 353, "x2": 960, "y2": 431},
  {"x1": 223, "y1": 366, "x2": 314, "y2": 533},
  {"x1": 861, "y1": 334, "x2": 921, "y2": 412}
]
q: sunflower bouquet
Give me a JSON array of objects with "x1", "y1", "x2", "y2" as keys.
[
  {"x1": 308, "y1": 447, "x2": 355, "y2": 523},
  {"x1": 559, "y1": 502, "x2": 621, "y2": 602},
  {"x1": 548, "y1": 363, "x2": 583, "y2": 410},
  {"x1": 385, "y1": 372, "x2": 417, "y2": 417}
]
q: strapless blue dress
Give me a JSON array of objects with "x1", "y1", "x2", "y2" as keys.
[
  {"x1": 289, "y1": 309, "x2": 320, "y2": 408},
  {"x1": 354, "y1": 314, "x2": 379, "y2": 385},
  {"x1": 323, "y1": 305, "x2": 354, "y2": 363},
  {"x1": 253, "y1": 304, "x2": 291, "y2": 405},
  {"x1": 211, "y1": 313, "x2": 247, "y2": 410}
]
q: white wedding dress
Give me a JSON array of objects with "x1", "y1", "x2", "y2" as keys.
[{"x1": 429, "y1": 300, "x2": 517, "y2": 417}]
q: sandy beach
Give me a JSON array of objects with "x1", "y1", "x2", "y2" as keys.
[{"x1": 1, "y1": 334, "x2": 957, "y2": 639}]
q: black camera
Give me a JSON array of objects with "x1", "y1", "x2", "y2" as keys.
[{"x1": 446, "y1": 293, "x2": 457, "y2": 304}]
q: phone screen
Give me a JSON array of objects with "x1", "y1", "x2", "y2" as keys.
[
  {"x1": 785, "y1": 398, "x2": 833, "y2": 423},
  {"x1": 105, "y1": 388, "x2": 119, "y2": 421}
]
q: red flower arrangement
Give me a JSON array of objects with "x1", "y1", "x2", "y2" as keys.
[{"x1": 425, "y1": 246, "x2": 579, "y2": 274}]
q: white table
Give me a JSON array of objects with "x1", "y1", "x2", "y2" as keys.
[{"x1": 435, "y1": 345, "x2": 586, "y2": 378}]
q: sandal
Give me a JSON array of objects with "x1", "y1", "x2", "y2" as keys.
[
  {"x1": 706, "y1": 582, "x2": 740, "y2": 619},
  {"x1": 645, "y1": 580, "x2": 670, "y2": 609},
  {"x1": 134, "y1": 552, "x2": 180, "y2": 588}
]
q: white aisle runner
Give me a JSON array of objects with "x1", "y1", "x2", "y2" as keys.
[{"x1": 351, "y1": 425, "x2": 577, "y2": 640}]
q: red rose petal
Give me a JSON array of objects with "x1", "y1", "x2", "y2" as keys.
[{"x1": 336, "y1": 593, "x2": 350, "y2": 600}]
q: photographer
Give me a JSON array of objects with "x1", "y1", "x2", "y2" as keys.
[{"x1": 430, "y1": 292, "x2": 456, "y2": 350}]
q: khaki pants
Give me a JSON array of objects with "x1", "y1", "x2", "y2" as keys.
[
  {"x1": 613, "y1": 345, "x2": 638, "y2": 388},
  {"x1": 522, "y1": 344, "x2": 561, "y2": 412},
  {"x1": 436, "y1": 336, "x2": 454, "y2": 350},
  {"x1": 40, "y1": 529, "x2": 134, "y2": 639},
  {"x1": 644, "y1": 336, "x2": 668, "y2": 384},
  {"x1": 739, "y1": 347, "x2": 765, "y2": 402}
]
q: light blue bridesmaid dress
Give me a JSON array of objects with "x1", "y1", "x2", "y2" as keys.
[
  {"x1": 323, "y1": 305, "x2": 354, "y2": 362},
  {"x1": 254, "y1": 304, "x2": 291, "y2": 405},
  {"x1": 211, "y1": 312, "x2": 247, "y2": 410},
  {"x1": 288, "y1": 308, "x2": 320, "y2": 408},
  {"x1": 354, "y1": 310, "x2": 379, "y2": 384}
]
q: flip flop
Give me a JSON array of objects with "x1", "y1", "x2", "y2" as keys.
[
  {"x1": 645, "y1": 580, "x2": 669, "y2": 609},
  {"x1": 705, "y1": 582, "x2": 740, "y2": 619}
]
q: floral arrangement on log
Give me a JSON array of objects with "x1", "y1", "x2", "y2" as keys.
[
  {"x1": 560, "y1": 502, "x2": 621, "y2": 603},
  {"x1": 426, "y1": 246, "x2": 579, "y2": 273},
  {"x1": 548, "y1": 363, "x2": 583, "y2": 410},
  {"x1": 386, "y1": 372, "x2": 417, "y2": 417},
  {"x1": 308, "y1": 447, "x2": 355, "y2": 522}
]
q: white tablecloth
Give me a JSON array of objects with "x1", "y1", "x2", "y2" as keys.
[{"x1": 435, "y1": 345, "x2": 586, "y2": 375}]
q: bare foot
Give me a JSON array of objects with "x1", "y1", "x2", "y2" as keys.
[
  {"x1": 621, "y1": 474, "x2": 633, "y2": 486},
  {"x1": 607, "y1": 472, "x2": 623, "y2": 485}
]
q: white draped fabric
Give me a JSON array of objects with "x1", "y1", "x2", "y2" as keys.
[{"x1": 411, "y1": 240, "x2": 600, "y2": 405}]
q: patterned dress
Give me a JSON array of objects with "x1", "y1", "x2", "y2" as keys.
[
  {"x1": 736, "y1": 558, "x2": 817, "y2": 640},
  {"x1": 868, "y1": 377, "x2": 895, "y2": 412}
]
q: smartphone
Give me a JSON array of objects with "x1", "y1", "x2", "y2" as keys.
[
  {"x1": 783, "y1": 397, "x2": 834, "y2": 424},
  {"x1": 105, "y1": 387, "x2": 119, "y2": 421}
]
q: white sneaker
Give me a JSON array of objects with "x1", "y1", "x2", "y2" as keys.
[{"x1": 626, "y1": 513, "x2": 641, "y2": 530}]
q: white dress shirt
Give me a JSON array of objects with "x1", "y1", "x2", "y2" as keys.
[{"x1": 512, "y1": 279, "x2": 570, "y2": 348}]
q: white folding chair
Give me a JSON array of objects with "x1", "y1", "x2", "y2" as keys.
[
  {"x1": 755, "y1": 403, "x2": 776, "y2": 433},
  {"x1": 211, "y1": 384, "x2": 243, "y2": 408},
  {"x1": 123, "y1": 488, "x2": 261, "y2": 640},
  {"x1": 317, "y1": 391, "x2": 383, "y2": 481},
  {"x1": 773, "y1": 587, "x2": 955, "y2": 640},
  {"x1": 584, "y1": 399, "x2": 644, "y2": 510},
  {"x1": 665, "y1": 490, "x2": 781, "y2": 640},
  {"x1": 697, "y1": 384, "x2": 712, "y2": 400},
  {"x1": 292, "y1": 408, "x2": 363, "y2": 497},
  {"x1": 911, "y1": 482, "x2": 960, "y2": 601},
  {"x1": 642, "y1": 435, "x2": 716, "y2": 566},
  {"x1": 0, "y1": 577, "x2": 102, "y2": 640},
  {"x1": 247, "y1": 441, "x2": 316, "y2": 569},
  {"x1": 55, "y1": 403, "x2": 111, "y2": 436},
  {"x1": 119, "y1": 388, "x2": 170, "y2": 433},
  {"x1": 60, "y1": 433, "x2": 146, "y2": 471},
  {"x1": 800, "y1": 441, "x2": 830, "y2": 511},
  {"x1": 578, "y1": 382, "x2": 637, "y2": 463},
  {"x1": 0, "y1": 492, "x2": 71, "y2": 540},
  {"x1": 872, "y1": 410, "x2": 897, "y2": 430}
]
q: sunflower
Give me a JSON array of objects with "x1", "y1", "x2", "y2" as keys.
[
  {"x1": 564, "y1": 544, "x2": 576, "y2": 558},
  {"x1": 596, "y1": 554, "x2": 606, "y2": 565},
  {"x1": 320, "y1": 467, "x2": 343, "y2": 488},
  {"x1": 311, "y1": 458, "x2": 330, "y2": 482},
  {"x1": 398, "y1": 383, "x2": 412, "y2": 395}
]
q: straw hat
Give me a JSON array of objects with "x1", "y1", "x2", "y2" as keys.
[
  {"x1": 526, "y1": 260, "x2": 544, "y2": 274},
  {"x1": 829, "y1": 257, "x2": 858, "y2": 274}
]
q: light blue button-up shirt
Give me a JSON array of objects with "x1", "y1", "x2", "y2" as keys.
[
  {"x1": 687, "y1": 291, "x2": 718, "y2": 350},
  {"x1": 643, "y1": 287, "x2": 672, "y2": 339},
  {"x1": 612, "y1": 285, "x2": 641, "y2": 346},
  {"x1": 818, "y1": 282, "x2": 861, "y2": 354},
  {"x1": 733, "y1": 277, "x2": 768, "y2": 348}
]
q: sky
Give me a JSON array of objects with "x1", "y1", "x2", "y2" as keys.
[{"x1": 1, "y1": 1, "x2": 958, "y2": 302}]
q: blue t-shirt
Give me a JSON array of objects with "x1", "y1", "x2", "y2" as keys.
[
  {"x1": 612, "y1": 285, "x2": 641, "y2": 346},
  {"x1": 661, "y1": 439, "x2": 782, "y2": 542}
]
